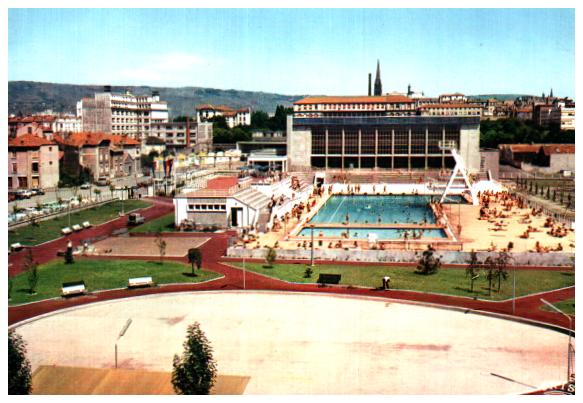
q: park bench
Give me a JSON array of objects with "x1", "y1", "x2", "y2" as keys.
[
  {"x1": 61, "y1": 281, "x2": 86, "y2": 297},
  {"x1": 317, "y1": 273, "x2": 342, "y2": 287},
  {"x1": 128, "y1": 276, "x2": 155, "y2": 289},
  {"x1": 72, "y1": 224, "x2": 83, "y2": 232},
  {"x1": 82, "y1": 221, "x2": 92, "y2": 229},
  {"x1": 61, "y1": 227, "x2": 73, "y2": 235},
  {"x1": 10, "y1": 243, "x2": 24, "y2": 252}
]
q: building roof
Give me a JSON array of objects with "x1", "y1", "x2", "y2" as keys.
[
  {"x1": 57, "y1": 132, "x2": 139, "y2": 147},
  {"x1": 440, "y1": 93, "x2": 465, "y2": 97},
  {"x1": 516, "y1": 107, "x2": 533, "y2": 113},
  {"x1": 8, "y1": 134, "x2": 56, "y2": 148},
  {"x1": 499, "y1": 144, "x2": 542, "y2": 153},
  {"x1": 196, "y1": 104, "x2": 234, "y2": 112},
  {"x1": 419, "y1": 103, "x2": 482, "y2": 109},
  {"x1": 540, "y1": 144, "x2": 575, "y2": 156},
  {"x1": 294, "y1": 95, "x2": 414, "y2": 105},
  {"x1": 8, "y1": 115, "x2": 56, "y2": 124},
  {"x1": 178, "y1": 188, "x2": 237, "y2": 198}
]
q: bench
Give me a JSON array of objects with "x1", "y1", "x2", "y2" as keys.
[
  {"x1": 317, "y1": 273, "x2": 342, "y2": 287},
  {"x1": 72, "y1": 224, "x2": 83, "y2": 232},
  {"x1": 61, "y1": 227, "x2": 73, "y2": 235},
  {"x1": 61, "y1": 281, "x2": 86, "y2": 297},
  {"x1": 128, "y1": 276, "x2": 154, "y2": 289},
  {"x1": 10, "y1": 243, "x2": 24, "y2": 252},
  {"x1": 82, "y1": 221, "x2": 92, "y2": 229}
]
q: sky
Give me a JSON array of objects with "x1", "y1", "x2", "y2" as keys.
[{"x1": 8, "y1": 8, "x2": 575, "y2": 97}]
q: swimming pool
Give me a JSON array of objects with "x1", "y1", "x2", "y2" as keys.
[
  {"x1": 309, "y1": 195, "x2": 442, "y2": 225},
  {"x1": 297, "y1": 227, "x2": 447, "y2": 239}
]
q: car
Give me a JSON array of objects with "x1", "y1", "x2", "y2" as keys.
[
  {"x1": 80, "y1": 183, "x2": 91, "y2": 189},
  {"x1": 15, "y1": 190, "x2": 32, "y2": 199},
  {"x1": 30, "y1": 188, "x2": 45, "y2": 196},
  {"x1": 96, "y1": 177, "x2": 110, "y2": 186},
  {"x1": 127, "y1": 213, "x2": 145, "y2": 225}
]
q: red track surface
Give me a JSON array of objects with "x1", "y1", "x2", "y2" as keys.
[{"x1": 8, "y1": 204, "x2": 575, "y2": 331}]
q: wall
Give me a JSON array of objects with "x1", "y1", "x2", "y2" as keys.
[
  {"x1": 226, "y1": 197, "x2": 259, "y2": 228},
  {"x1": 226, "y1": 247, "x2": 574, "y2": 267},
  {"x1": 459, "y1": 124, "x2": 481, "y2": 172},
  {"x1": 39, "y1": 144, "x2": 59, "y2": 188},
  {"x1": 287, "y1": 115, "x2": 312, "y2": 170}
]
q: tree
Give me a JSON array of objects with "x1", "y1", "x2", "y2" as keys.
[
  {"x1": 24, "y1": 250, "x2": 38, "y2": 295},
  {"x1": 304, "y1": 265, "x2": 313, "y2": 278},
  {"x1": 264, "y1": 247, "x2": 277, "y2": 268},
  {"x1": 495, "y1": 251, "x2": 511, "y2": 292},
  {"x1": 188, "y1": 248, "x2": 202, "y2": 276},
  {"x1": 94, "y1": 188, "x2": 101, "y2": 201},
  {"x1": 466, "y1": 250, "x2": 481, "y2": 293},
  {"x1": 415, "y1": 245, "x2": 441, "y2": 275},
  {"x1": 8, "y1": 330, "x2": 32, "y2": 395},
  {"x1": 155, "y1": 232, "x2": 167, "y2": 264},
  {"x1": 483, "y1": 256, "x2": 496, "y2": 296},
  {"x1": 172, "y1": 322, "x2": 217, "y2": 395},
  {"x1": 268, "y1": 105, "x2": 293, "y2": 131},
  {"x1": 251, "y1": 110, "x2": 270, "y2": 130}
]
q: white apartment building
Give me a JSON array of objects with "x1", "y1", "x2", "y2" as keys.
[
  {"x1": 53, "y1": 114, "x2": 82, "y2": 133},
  {"x1": 77, "y1": 87, "x2": 169, "y2": 141},
  {"x1": 551, "y1": 101, "x2": 576, "y2": 131},
  {"x1": 196, "y1": 104, "x2": 251, "y2": 128},
  {"x1": 438, "y1": 93, "x2": 468, "y2": 103}
]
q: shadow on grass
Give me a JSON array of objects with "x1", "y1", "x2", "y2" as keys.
[{"x1": 182, "y1": 272, "x2": 199, "y2": 278}]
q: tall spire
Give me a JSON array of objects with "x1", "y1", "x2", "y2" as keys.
[
  {"x1": 374, "y1": 60, "x2": 382, "y2": 96},
  {"x1": 550, "y1": 88, "x2": 554, "y2": 98}
]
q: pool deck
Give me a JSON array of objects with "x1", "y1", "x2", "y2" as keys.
[{"x1": 248, "y1": 188, "x2": 574, "y2": 254}]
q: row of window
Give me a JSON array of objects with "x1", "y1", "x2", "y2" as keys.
[
  {"x1": 296, "y1": 103, "x2": 414, "y2": 111},
  {"x1": 188, "y1": 204, "x2": 226, "y2": 212}
]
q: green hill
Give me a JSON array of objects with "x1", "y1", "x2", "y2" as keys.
[{"x1": 8, "y1": 81, "x2": 307, "y2": 117}]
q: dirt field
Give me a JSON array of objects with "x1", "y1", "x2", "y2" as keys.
[
  {"x1": 90, "y1": 236, "x2": 210, "y2": 257},
  {"x1": 31, "y1": 366, "x2": 249, "y2": 395},
  {"x1": 13, "y1": 291, "x2": 569, "y2": 394}
]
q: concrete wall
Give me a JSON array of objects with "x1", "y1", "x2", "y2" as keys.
[
  {"x1": 550, "y1": 153, "x2": 575, "y2": 173},
  {"x1": 287, "y1": 115, "x2": 312, "y2": 170},
  {"x1": 226, "y1": 247, "x2": 574, "y2": 267},
  {"x1": 39, "y1": 144, "x2": 59, "y2": 188},
  {"x1": 459, "y1": 124, "x2": 481, "y2": 172},
  {"x1": 480, "y1": 149, "x2": 500, "y2": 179},
  {"x1": 226, "y1": 198, "x2": 259, "y2": 228}
]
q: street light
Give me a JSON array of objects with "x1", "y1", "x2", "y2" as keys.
[
  {"x1": 115, "y1": 318, "x2": 133, "y2": 369},
  {"x1": 540, "y1": 298, "x2": 573, "y2": 383},
  {"x1": 310, "y1": 224, "x2": 315, "y2": 267}
]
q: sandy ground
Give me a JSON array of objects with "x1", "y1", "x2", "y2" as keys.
[
  {"x1": 13, "y1": 291, "x2": 569, "y2": 394},
  {"x1": 90, "y1": 236, "x2": 210, "y2": 257}
]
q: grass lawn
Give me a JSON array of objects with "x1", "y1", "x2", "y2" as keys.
[
  {"x1": 8, "y1": 258, "x2": 221, "y2": 305},
  {"x1": 130, "y1": 213, "x2": 176, "y2": 233},
  {"x1": 8, "y1": 200, "x2": 151, "y2": 247},
  {"x1": 541, "y1": 298, "x2": 575, "y2": 315},
  {"x1": 231, "y1": 262, "x2": 574, "y2": 301}
]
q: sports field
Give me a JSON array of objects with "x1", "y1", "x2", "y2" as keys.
[{"x1": 13, "y1": 291, "x2": 569, "y2": 394}]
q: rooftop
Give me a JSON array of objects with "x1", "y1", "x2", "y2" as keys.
[
  {"x1": 294, "y1": 95, "x2": 414, "y2": 105},
  {"x1": 8, "y1": 134, "x2": 56, "y2": 148}
]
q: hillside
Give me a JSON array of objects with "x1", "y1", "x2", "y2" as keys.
[
  {"x1": 8, "y1": 81, "x2": 307, "y2": 117},
  {"x1": 467, "y1": 94, "x2": 532, "y2": 101}
]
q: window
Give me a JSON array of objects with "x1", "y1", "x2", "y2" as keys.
[
  {"x1": 377, "y1": 128, "x2": 392, "y2": 154},
  {"x1": 344, "y1": 129, "x2": 358, "y2": 155},
  {"x1": 327, "y1": 128, "x2": 342, "y2": 154},
  {"x1": 361, "y1": 129, "x2": 375, "y2": 154},
  {"x1": 32, "y1": 162, "x2": 39, "y2": 173},
  {"x1": 12, "y1": 163, "x2": 17, "y2": 173},
  {"x1": 393, "y1": 130, "x2": 409, "y2": 154},
  {"x1": 311, "y1": 127, "x2": 326, "y2": 154}
]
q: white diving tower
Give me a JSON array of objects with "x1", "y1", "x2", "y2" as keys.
[{"x1": 438, "y1": 140, "x2": 478, "y2": 206}]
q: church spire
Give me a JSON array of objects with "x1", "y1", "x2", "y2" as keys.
[{"x1": 374, "y1": 60, "x2": 382, "y2": 96}]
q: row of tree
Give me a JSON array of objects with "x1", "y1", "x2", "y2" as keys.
[{"x1": 480, "y1": 118, "x2": 575, "y2": 149}]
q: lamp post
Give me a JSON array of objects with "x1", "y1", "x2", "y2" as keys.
[
  {"x1": 540, "y1": 298, "x2": 573, "y2": 383},
  {"x1": 243, "y1": 230, "x2": 246, "y2": 290},
  {"x1": 512, "y1": 264, "x2": 516, "y2": 315},
  {"x1": 310, "y1": 224, "x2": 315, "y2": 267},
  {"x1": 115, "y1": 318, "x2": 132, "y2": 369}
]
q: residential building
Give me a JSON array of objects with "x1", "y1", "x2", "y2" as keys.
[
  {"x1": 56, "y1": 132, "x2": 141, "y2": 181},
  {"x1": 438, "y1": 93, "x2": 467, "y2": 103},
  {"x1": 149, "y1": 120, "x2": 213, "y2": 152},
  {"x1": 552, "y1": 100, "x2": 575, "y2": 131},
  {"x1": 8, "y1": 134, "x2": 59, "y2": 189},
  {"x1": 9, "y1": 115, "x2": 55, "y2": 138},
  {"x1": 53, "y1": 114, "x2": 82, "y2": 133},
  {"x1": 515, "y1": 106, "x2": 533, "y2": 121},
  {"x1": 196, "y1": 104, "x2": 251, "y2": 128},
  {"x1": 418, "y1": 103, "x2": 482, "y2": 117},
  {"x1": 533, "y1": 104, "x2": 556, "y2": 127},
  {"x1": 287, "y1": 95, "x2": 481, "y2": 171},
  {"x1": 77, "y1": 87, "x2": 169, "y2": 141}
]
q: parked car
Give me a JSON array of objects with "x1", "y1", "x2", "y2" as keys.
[
  {"x1": 96, "y1": 177, "x2": 110, "y2": 186},
  {"x1": 15, "y1": 190, "x2": 32, "y2": 199},
  {"x1": 127, "y1": 213, "x2": 145, "y2": 225},
  {"x1": 80, "y1": 183, "x2": 91, "y2": 189},
  {"x1": 30, "y1": 188, "x2": 45, "y2": 196}
]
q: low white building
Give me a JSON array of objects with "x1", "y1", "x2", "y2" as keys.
[{"x1": 196, "y1": 104, "x2": 251, "y2": 128}]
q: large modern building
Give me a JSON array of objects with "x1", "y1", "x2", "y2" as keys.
[
  {"x1": 77, "y1": 87, "x2": 169, "y2": 141},
  {"x1": 287, "y1": 95, "x2": 481, "y2": 172}
]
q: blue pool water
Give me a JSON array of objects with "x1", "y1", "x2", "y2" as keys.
[
  {"x1": 297, "y1": 227, "x2": 447, "y2": 239},
  {"x1": 309, "y1": 195, "x2": 442, "y2": 225}
]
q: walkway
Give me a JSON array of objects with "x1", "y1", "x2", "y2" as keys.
[
  {"x1": 8, "y1": 197, "x2": 174, "y2": 277},
  {"x1": 8, "y1": 230, "x2": 575, "y2": 332}
]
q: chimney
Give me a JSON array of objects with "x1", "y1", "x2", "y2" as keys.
[{"x1": 368, "y1": 73, "x2": 372, "y2": 96}]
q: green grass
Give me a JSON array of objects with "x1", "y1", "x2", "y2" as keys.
[
  {"x1": 8, "y1": 258, "x2": 221, "y2": 305},
  {"x1": 8, "y1": 200, "x2": 151, "y2": 247},
  {"x1": 231, "y1": 263, "x2": 574, "y2": 301},
  {"x1": 129, "y1": 213, "x2": 176, "y2": 233},
  {"x1": 541, "y1": 298, "x2": 575, "y2": 315}
]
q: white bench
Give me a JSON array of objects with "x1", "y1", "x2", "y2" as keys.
[
  {"x1": 61, "y1": 281, "x2": 86, "y2": 297},
  {"x1": 10, "y1": 243, "x2": 24, "y2": 252},
  {"x1": 61, "y1": 227, "x2": 73, "y2": 235},
  {"x1": 82, "y1": 221, "x2": 92, "y2": 229},
  {"x1": 72, "y1": 224, "x2": 83, "y2": 232},
  {"x1": 128, "y1": 276, "x2": 154, "y2": 289}
]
